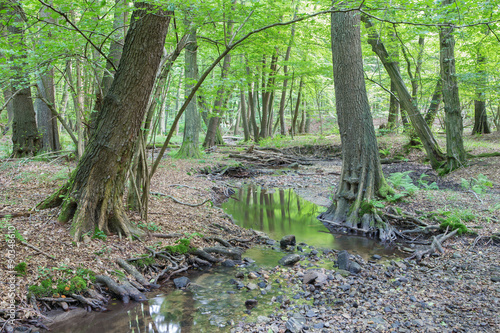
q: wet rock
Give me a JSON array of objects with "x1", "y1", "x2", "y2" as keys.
[
  {"x1": 245, "y1": 299, "x2": 258, "y2": 310},
  {"x1": 222, "y1": 259, "x2": 236, "y2": 267},
  {"x1": 173, "y1": 277, "x2": 190, "y2": 289},
  {"x1": 280, "y1": 235, "x2": 296, "y2": 249},
  {"x1": 279, "y1": 254, "x2": 301, "y2": 266}
]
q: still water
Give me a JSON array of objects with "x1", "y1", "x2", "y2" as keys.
[{"x1": 46, "y1": 186, "x2": 398, "y2": 333}]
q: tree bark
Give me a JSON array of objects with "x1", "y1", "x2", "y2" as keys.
[
  {"x1": 38, "y1": 3, "x2": 172, "y2": 240},
  {"x1": 439, "y1": 5, "x2": 467, "y2": 172},
  {"x1": 424, "y1": 79, "x2": 442, "y2": 127},
  {"x1": 471, "y1": 53, "x2": 491, "y2": 135},
  {"x1": 177, "y1": 21, "x2": 201, "y2": 158},
  {"x1": 246, "y1": 67, "x2": 259, "y2": 142},
  {"x1": 240, "y1": 90, "x2": 250, "y2": 141},
  {"x1": 4, "y1": 1, "x2": 41, "y2": 157},
  {"x1": 362, "y1": 16, "x2": 446, "y2": 169},
  {"x1": 319, "y1": 9, "x2": 394, "y2": 241}
]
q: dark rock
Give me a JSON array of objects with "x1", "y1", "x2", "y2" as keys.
[
  {"x1": 280, "y1": 235, "x2": 296, "y2": 249},
  {"x1": 305, "y1": 309, "x2": 317, "y2": 317},
  {"x1": 310, "y1": 249, "x2": 319, "y2": 256},
  {"x1": 266, "y1": 239, "x2": 276, "y2": 245},
  {"x1": 297, "y1": 246, "x2": 303, "y2": 252},
  {"x1": 222, "y1": 259, "x2": 235, "y2": 267},
  {"x1": 409, "y1": 295, "x2": 417, "y2": 302},
  {"x1": 235, "y1": 272, "x2": 245, "y2": 279},
  {"x1": 349, "y1": 261, "x2": 362, "y2": 274},
  {"x1": 257, "y1": 281, "x2": 267, "y2": 288},
  {"x1": 243, "y1": 257, "x2": 255, "y2": 264},
  {"x1": 279, "y1": 254, "x2": 301, "y2": 266},
  {"x1": 337, "y1": 250, "x2": 350, "y2": 270},
  {"x1": 339, "y1": 284, "x2": 351, "y2": 291},
  {"x1": 372, "y1": 254, "x2": 382, "y2": 260},
  {"x1": 235, "y1": 282, "x2": 245, "y2": 290},
  {"x1": 245, "y1": 299, "x2": 258, "y2": 310},
  {"x1": 491, "y1": 276, "x2": 500, "y2": 282},
  {"x1": 173, "y1": 277, "x2": 190, "y2": 289}
]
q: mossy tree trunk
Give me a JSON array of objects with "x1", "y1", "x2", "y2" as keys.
[
  {"x1": 319, "y1": 9, "x2": 394, "y2": 242},
  {"x1": 439, "y1": 2, "x2": 467, "y2": 172},
  {"x1": 38, "y1": 3, "x2": 172, "y2": 240},
  {"x1": 177, "y1": 21, "x2": 201, "y2": 158},
  {"x1": 362, "y1": 16, "x2": 446, "y2": 170},
  {"x1": 472, "y1": 53, "x2": 491, "y2": 135}
]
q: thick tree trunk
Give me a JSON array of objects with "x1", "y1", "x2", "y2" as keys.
[
  {"x1": 177, "y1": 23, "x2": 201, "y2": 158},
  {"x1": 291, "y1": 78, "x2": 303, "y2": 136},
  {"x1": 319, "y1": 9, "x2": 394, "y2": 241},
  {"x1": 5, "y1": 2, "x2": 41, "y2": 157},
  {"x1": 38, "y1": 3, "x2": 172, "y2": 240},
  {"x1": 439, "y1": 7, "x2": 467, "y2": 172},
  {"x1": 472, "y1": 53, "x2": 491, "y2": 135},
  {"x1": 260, "y1": 53, "x2": 278, "y2": 138},
  {"x1": 362, "y1": 16, "x2": 445, "y2": 169}
]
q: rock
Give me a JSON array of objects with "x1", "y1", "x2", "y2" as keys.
[
  {"x1": 289, "y1": 162, "x2": 300, "y2": 169},
  {"x1": 280, "y1": 235, "x2": 296, "y2": 249},
  {"x1": 349, "y1": 261, "x2": 362, "y2": 274},
  {"x1": 339, "y1": 284, "x2": 351, "y2": 291},
  {"x1": 491, "y1": 276, "x2": 500, "y2": 282},
  {"x1": 243, "y1": 257, "x2": 255, "y2": 264},
  {"x1": 337, "y1": 250, "x2": 350, "y2": 270},
  {"x1": 285, "y1": 317, "x2": 304, "y2": 333},
  {"x1": 235, "y1": 272, "x2": 245, "y2": 279},
  {"x1": 279, "y1": 254, "x2": 301, "y2": 266},
  {"x1": 257, "y1": 281, "x2": 267, "y2": 288},
  {"x1": 246, "y1": 283, "x2": 258, "y2": 290},
  {"x1": 173, "y1": 277, "x2": 190, "y2": 289},
  {"x1": 222, "y1": 259, "x2": 236, "y2": 267},
  {"x1": 336, "y1": 269, "x2": 351, "y2": 277},
  {"x1": 305, "y1": 309, "x2": 317, "y2": 317},
  {"x1": 257, "y1": 315, "x2": 271, "y2": 324},
  {"x1": 245, "y1": 299, "x2": 258, "y2": 310},
  {"x1": 452, "y1": 253, "x2": 462, "y2": 259},
  {"x1": 372, "y1": 254, "x2": 382, "y2": 260}
]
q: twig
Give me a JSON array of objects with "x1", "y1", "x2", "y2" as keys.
[
  {"x1": 20, "y1": 241, "x2": 56, "y2": 260},
  {"x1": 467, "y1": 190, "x2": 483, "y2": 204}
]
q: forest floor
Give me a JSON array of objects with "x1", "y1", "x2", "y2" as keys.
[{"x1": 0, "y1": 131, "x2": 499, "y2": 332}]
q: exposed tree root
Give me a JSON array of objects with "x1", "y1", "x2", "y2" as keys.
[
  {"x1": 406, "y1": 229, "x2": 458, "y2": 263},
  {"x1": 20, "y1": 241, "x2": 56, "y2": 260},
  {"x1": 150, "y1": 191, "x2": 210, "y2": 207}
]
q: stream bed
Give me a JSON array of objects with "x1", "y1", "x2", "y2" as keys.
[{"x1": 45, "y1": 186, "x2": 399, "y2": 333}]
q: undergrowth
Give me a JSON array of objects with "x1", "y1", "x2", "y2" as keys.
[{"x1": 28, "y1": 264, "x2": 96, "y2": 297}]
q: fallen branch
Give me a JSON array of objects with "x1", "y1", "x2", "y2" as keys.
[
  {"x1": 203, "y1": 246, "x2": 244, "y2": 260},
  {"x1": 20, "y1": 241, "x2": 56, "y2": 260},
  {"x1": 95, "y1": 275, "x2": 130, "y2": 304},
  {"x1": 150, "y1": 192, "x2": 211, "y2": 207},
  {"x1": 70, "y1": 293, "x2": 105, "y2": 310},
  {"x1": 36, "y1": 297, "x2": 77, "y2": 302},
  {"x1": 150, "y1": 232, "x2": 183, "y2": 239},
  {"x1": 116, "y1": 258, "x2": 154, "y2": 289}
]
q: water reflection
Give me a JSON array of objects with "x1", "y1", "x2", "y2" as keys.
[{"x1": 223, "y1": 186, "x2": 398, "y2": 259}]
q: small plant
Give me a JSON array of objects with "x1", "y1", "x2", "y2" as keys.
[
  {"x1": 14, "y1": 262, "x2": 27, "y2": 276},
  {"x1": 436, "y1": 209, "x2": 476, "y2": 235},
  {"x1": 165, "y1": 232, "x2": 203, "y2": 254},
  {"x1": 137, "y1": 221, "x2": 162, "y2": 232},
  {"x1": 92, "y1": 227, "x2": 107, "y2": 241},
  {"x1": 379, "y1": 147, "x2": 391, "y2": 157},
  {"x1": 417, "y1": 174, "x2": 439, "y2": 190},
  {"x1": 460, "y1": 174, "x2": 493, "y2": 194},
  {"x1": 28, "y1": 264, "x2": 95, "y2": 297},
  {"x1": 131, "y1": 256, "x2": 155, "y2": 268}
]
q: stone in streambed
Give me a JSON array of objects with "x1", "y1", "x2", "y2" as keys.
[
  {"x1": 245, "y1": 299, "x2": 258, "y2": 310},
  {"x1": 173, "y1": 277, "x2": 190, "y2": 289},
  {"x1": 279, "y1": 254, "x2": 301, "y2": 266},
  {"x1": 285, "y1": 317, "x2": 303, "y2": 333},
  {"x1": 280, "y1": 235, "x2": 296, "y2": 249}
]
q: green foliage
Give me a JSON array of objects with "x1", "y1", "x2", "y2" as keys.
[
  {"x1": 417, "y1": 174, "x2": 439, "y2": 190},
  {"x1": 131, "y1": 256, "x2": 155, "y2": 268},
  {"x1": 0, "y1": 218, "x2": 25, "y2": 242},
  {"x1": 460, "y1": 174, "x2": 493, "y2": 194},
  {"x1": 28, "y1": 264, "x2": 95, "y2": 297},
  {"x1": 137, "y1": 221, "x2": 162, "y2": 232},
  {"x1": 386, "y1": 171, "x2": 419, "y2": 201},
  {"x1": 437, "y1": 209, "x2": 476, "y2": 235},
  {"x1": 165, "y1": 232, "x2": 203, "y2": 255},
  {"x1": 92, "y1": 227, "x2": 107, "y2": 241},
  {"x1": 14, "y1": 262, "x2": 27, "y2": 276}
]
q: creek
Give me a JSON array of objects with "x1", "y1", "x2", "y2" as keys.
[{"x1": 45, "y1": 186, "x2": 399, "y2": 333}]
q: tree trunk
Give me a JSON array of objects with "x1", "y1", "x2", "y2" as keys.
[
  {"x1": 240, "y1": 90, "x2": 250, "y2": 141},
  {"x1": 319, "y1": 8, "x2": 394, "y2": 241},
  {"x1": 362, "y1": 16, "x2": 445, "y2": 169},
  {"x1": 177, "y1": 22, "x2": 201, "y2": 158},
  {"x1": 260, "y1": 53, "x2": 278, "y2": 138},
  {"x1": 424, "y1": 79, "x2": 442, "y2": 127},
  {"x1": 471, "y1": 53, "x2": 491, "y2": 135},
  {"x1": 38, "y1": 3, "x2": 172, "y2": 240},
  {"x1": 439, "y1": 5, "x2": 467, "y2": 172},
  {"x1": 386, "y1": 31, "x2": 399, "y2": 130},
  {"x1": 246, "y1": 68, "x2": 259, "y2": 142},
  {"x1": 5, "y1": 2, "x2": 41, "y2": 157},
  {"x1": 291, "y1": 78, "x2": 303, "y2": 136}
]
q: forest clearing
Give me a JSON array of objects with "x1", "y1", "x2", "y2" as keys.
[{"x1": 1, "y1": 0, "x2": 500, "y2": 332}]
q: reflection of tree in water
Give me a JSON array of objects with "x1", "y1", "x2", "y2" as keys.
[{"x1": 147, "y1": 291, "x2": 196, "y2": 333}]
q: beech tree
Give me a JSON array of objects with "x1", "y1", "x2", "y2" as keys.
[
  {"x1": 38, "y1": 3, "x2": 172, "y2": 240},
  {"x1": 319, "y1": 8, "x2": 394, "y2": 241}
]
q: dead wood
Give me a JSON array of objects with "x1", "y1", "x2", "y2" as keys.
[
  {"x1": 150, "y1": 232, "x2": 183, "y2": 239},
  {"x1": 70, "y1": 294, "x2": 106, "y2": 310},
  {"x1": 95, "y1": 275, "x2": 130, "y2": 304},
  {"x1": 406, "y1": 229, "x2": 459, "y2": 262},
  {"x1": 150, "y1": 191, "x2": 210, "y2": 207},
  {"x1": 203, "y1": 246, "x2": 244, "y2": 260},
  {"x1": 20, "y1": 241, "x2": 56, "y2": 260},
  {"x1": 116, "y1": 258, "x2": 153, "y2": 289},
  {"x1": 193, "y1": 248, "x2": 222, "y2": 263},
  {"x1": 117, "y1": 278, "x2": 147, "y2": 302},
  {"x1": 35, "y1": 297, "x2": 77, "y2": 303},
  {"x1": 0, "y1": 211, "x2": 31, "y2": 218},
  {"x1": 204, "y1": 236, "x2": 232, "y2": 247}
]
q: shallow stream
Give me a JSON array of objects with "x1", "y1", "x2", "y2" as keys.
[{"x1": 46, "y1": 186, "x2": 399, "y2": 333}]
